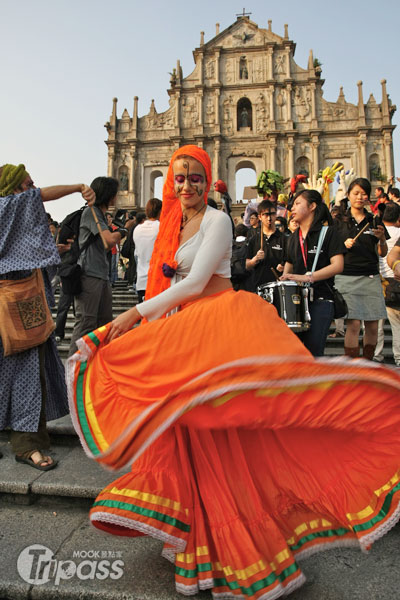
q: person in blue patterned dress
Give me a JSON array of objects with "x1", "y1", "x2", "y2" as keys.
[{"x1": 0, "y1": 164, "x2": 94, "y2": 469}]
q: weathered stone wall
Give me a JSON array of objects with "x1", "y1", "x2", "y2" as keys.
[{"x1": 105, "y1": 16, "x2": 396, "y2": 209}]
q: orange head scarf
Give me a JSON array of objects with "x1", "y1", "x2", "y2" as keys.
[{"x1": 145, "y1": 145, "x2": 212, "y2": 303}]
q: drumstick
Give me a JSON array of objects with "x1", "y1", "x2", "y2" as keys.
[
  {"x1": 352, "y1": 222, "x2": 369, "y2": 242},
  {"x1": 260, "y1": 224, "x2": 263, "y2": 251},
  {"x1": 90, "y1": 206, "x2": 108, "y2": 249},
  {"x1": 271, "y1": 267, "x2": 280, "y2": 281}
]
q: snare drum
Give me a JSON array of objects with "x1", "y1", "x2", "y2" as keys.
[{"x1": 257, "y1": 281, "x2": 311, "y2": 332}]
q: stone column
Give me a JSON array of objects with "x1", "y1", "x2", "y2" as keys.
[
  {"x1": 310, "y1": 83, "x2": 318, "y2": 128},
  {"x1": 269, "y1": 137, "x2": 277, "y2": 171},
  {"x1": 107, "y1": 147, "x2": 115, "y2": 177},
  {"x1": 287, "y1": 136, "x2": 295, "y2": 179},
  {"x1": 197, "y1": 52, "x2": 204, "y2": 86},
  {"x1": 358, "y1": 134, "x2": 368, "y2": 177},
  {"x1": 215, "y1": 88, "x2": 220, "y2": 125},
  {"x1": 198, "y1": 90, "x2": 203, "y2": 126},
  {"x1": 111, "y1": 97, "x2": 118, "y2": 127},
  {"x1": 284, "y1": 47, "x2": 290, "y2": 78},
  {"x1": 311, "y1": 136, "x2": 320, "y2": 176},
  {"x1": 129, "y1": 149, "x2": 135, "y2": 198},
  {"x1": 269, "y1": 85, "x2": 275, "y2": 128},
  {"x1": 215, "y1": 49, "x2": 221, "y2": 85},
  {"x1": 175, "y1": 90, "x2": 181, "y2": 130},
  {"x1": 381, "y1": 79, "x2": 390, "y2": 125},
  {"x1": 357, "y1": 81, "x2": 366, "y2": 127},
  {"x1": 213, "y1": 139, "x2": 221, "y2": 198},
  {"x1": 383, "y1": 131, "x2": 393, "y2": 179},
  {"x1": 132, "y1": 96, "x2": 138, "y2": 135},
  {"x1": 286, "y1": 83, "x2": 292, "y2": 125},
  {"x1": 267, "y1": 47, "x2": 273, "y2": 80}
]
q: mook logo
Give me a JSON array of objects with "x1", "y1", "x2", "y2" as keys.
[{"x1": 17, "y1": 544, "x2": 124, "y2": 585}]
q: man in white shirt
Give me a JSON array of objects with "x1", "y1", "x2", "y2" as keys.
[
  {"x1": 133, "y1": 198, "x2": 162, "y2": 302},
  {"x1": 374, "y1": 202, "x2": 400, "y2": 364}
]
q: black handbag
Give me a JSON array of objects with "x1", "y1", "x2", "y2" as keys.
[
  {"x1": 324, "y1": 281, "x2": 348, "y2": 318},
  {"x1": 331, "y1": 287, "x2": 348, "y2": 319}
]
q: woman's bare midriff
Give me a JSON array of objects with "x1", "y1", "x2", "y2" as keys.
[{"x1": 197, "y1": 274, "x2": 232, "y2": 300}]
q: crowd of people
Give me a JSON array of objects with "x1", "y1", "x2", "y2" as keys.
[{"x1": 1, "y1": 153, "x2": 400, "y2": 600}]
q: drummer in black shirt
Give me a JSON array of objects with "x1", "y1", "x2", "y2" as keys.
[
  {"x1": 246, "y1": 200, "x2": 285, "y2": 291},
  {"x1": 281, "y1": 189, "x2": 346, "y2": 356}
]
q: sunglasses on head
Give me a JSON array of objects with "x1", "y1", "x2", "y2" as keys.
[{"x1": 174, "y1": 174, "x2": 204, "y2": 185}]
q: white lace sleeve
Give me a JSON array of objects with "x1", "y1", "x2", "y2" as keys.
[{"x1": 136, "y1": 211, "x2": 232, "y2": 321}]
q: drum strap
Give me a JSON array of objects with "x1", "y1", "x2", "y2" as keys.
[{"x1": 311, "y1": 226, "x2": 329, "y2": 274}]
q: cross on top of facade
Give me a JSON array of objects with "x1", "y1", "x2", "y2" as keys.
[{"x1": 236, "y1": 8, "x2": 252, "y2": 18}]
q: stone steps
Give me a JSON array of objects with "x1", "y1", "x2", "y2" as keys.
[{"x1": 52, "y1": 282, "x2": 398, "y2": 363}]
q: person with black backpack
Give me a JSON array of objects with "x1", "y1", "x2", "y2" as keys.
[
  {"x1": 68, "y1": 177, "x2": 126, "y2": 356},
  {"x1": 230, "y1": 224, "x2": 253, "y2": 291}
]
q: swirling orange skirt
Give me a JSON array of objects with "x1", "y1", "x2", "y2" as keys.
[{"x1": 66, "y1": 290, "x2": 400, "y2": 600}]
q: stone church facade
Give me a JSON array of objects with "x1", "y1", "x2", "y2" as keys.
[{"x1": 105, "y1": 15, "x2": 396, "y2": 209}]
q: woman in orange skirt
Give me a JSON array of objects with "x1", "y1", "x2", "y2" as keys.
[{"x1": 67, "y1": 146, "x2": 400, "y2": 600}]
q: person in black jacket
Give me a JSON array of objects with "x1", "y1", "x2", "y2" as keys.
[{"x1": 281, "y1": 189, "x2": 345, "y2": 356}]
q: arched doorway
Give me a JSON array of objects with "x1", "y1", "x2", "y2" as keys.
[
  {"x1": 235, "y1": 161, "x2": 257, "y2": 203},
  {"x1": 150, "y1": 170, "x2": 164, "y2": 200}
]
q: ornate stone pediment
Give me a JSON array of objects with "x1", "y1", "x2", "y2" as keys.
[{"x1": 203, "y1": 18, "x2": 282, "y2": 51}]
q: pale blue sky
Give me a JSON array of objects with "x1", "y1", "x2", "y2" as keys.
[{"x1": 2, "y1": 0, "x2": 399, "y2": 221}]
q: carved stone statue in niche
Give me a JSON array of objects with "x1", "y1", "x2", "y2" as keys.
[
  {"x1": 253, "y1": 58, "x2": 263, "y2": 83},
  {"x1": 255, "y1": 93, "x2": 269, "y2": 132},
  {"x1": 276, "y1": 90, "x2": 286, "y2": 121},
  {"x1": 240, "y1": 106, "x2": 249, "y2": 127},
  {"x1": 119, "y1": 172, "x2": 129, "y2": 191},
  {"x1": 182, "y1": 96, "x2": 198, "y2": 127},
  {"x1": 292, "y1": 87, "x2": 311, "y2": 121},
  {"x1": 205, "y1": 60, "x2": 215, "y2": 80},
  {"x1": 226, "y1": 59, "x2": 233, "y2": 83},
  {"x1": 223, "y1": 96, "x2": 234, "y2": 135},
  {"x1": 274, "y1": 54, "x2": 285, "y2": 75},
  {"x1": 205, "y1": 97, "x2": 215, "y2": 124},
  {"x1": 239, "y1": 56, "x2": 248, "y2": 79}
]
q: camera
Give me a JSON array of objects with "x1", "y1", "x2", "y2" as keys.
[
  {"x1": 112, "y1": 209, "x2": 127, "y2": 228},
  {"x1": 372, "y1": 215, "x2": 382, "y2": 229}
]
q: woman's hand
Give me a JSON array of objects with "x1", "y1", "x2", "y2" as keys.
[
  {"x1": 81, "y1": 184, "x2": 95, "y2": 206},
  {"x1": 344, "y1": 237, "x2": 355, "y2": 249},
  {"x1": 105, "y1": 307, "x2": 141, "y2": 343}
]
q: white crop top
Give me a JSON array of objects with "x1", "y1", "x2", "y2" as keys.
[{"x1": 136, "y1": 206, "x2": 232, "y2": 321}]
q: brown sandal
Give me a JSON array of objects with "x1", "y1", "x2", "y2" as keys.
[
  {"x1": 15, "y1": 450, "x2": 58, "y2": 471},
  {"x1": 328, "y1": 331, "x2": 344, "y2": 338}
]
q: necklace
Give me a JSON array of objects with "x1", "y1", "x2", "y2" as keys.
[{"x1": 180, "y1": 204, "x2": 206, "y2": 230}]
